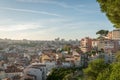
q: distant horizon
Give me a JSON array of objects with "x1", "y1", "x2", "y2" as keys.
[
  {"x1": 0, "y1": 37, "x2": 81, "y2": 41},
  {"x1": 0, "y1": 36, "x2": 93, "y2": 41},
  {"x1": 0, "y1": 0, "x2": 114, "y2": 40}
]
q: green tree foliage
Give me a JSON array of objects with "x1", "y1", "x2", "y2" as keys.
[
  {"x1": 109, "y1": 63, "x2": 120, "y2": 80},
  {"x1": 47, "y1": 67, "x2": 83, "y2": 80},
  {"x1": 47, "y1": 68, "x2": 74, "y2": 80},
  {"x1": 91, "y1": 50, "x2": 97, "y2": 55},
  {"x1": 84, "y1": 59, "x2": 108, "y2": 80},
  {"x1": 115, "y1": 50, "x2": 120, "y2": 62},
  {"x1": 97, "y1": 0, "x2": 120, "y2": 28},
  {"x1": 96, "y1": 30, "x2": 109, "y2": 36},
  {"x1": 96, "y1": 66, "x2": 111, "y2": 80},
  {"x1": 62, "y1": 45, "x2": 71, "y2": 54},
  {"x1": 97, "y1": 62, "x2": 120, "y2": 80},
  {"x1": 75, "y1": 47, "x2": 82, "y2": 53}
]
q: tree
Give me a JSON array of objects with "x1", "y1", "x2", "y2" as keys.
[
  {"x1": 96, "y1": 30, "x2": 109, "y2": 36},
  {"x1": 47, "y1": 68, "x2": 74, "y2": 80},
  {"x1": 62, "y1": 45, "x2": 71, "y2": 54},
  {"x1": 84, "y1": 59, "x2": 108, "y2": 80},
  {"x1": 47, "y1": 67, "x2": 83, "y2": 80},
  {"x1": 115, "y1": 50, "x2": 120, "y2": 62},
  {"x1": 97, "y1": 0, "x2": 120, "y2": 28},
  {"x1": 96, "y1": 66, "x2": 111, "y2": 80},
  {"x1": 96, "y1": 62, "x2": 120, "y2": 80},
  {"x1": 109, "y1": 63, "x2": 120, "y2": 80}
]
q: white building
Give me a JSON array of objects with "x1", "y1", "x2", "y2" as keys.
[
  {"x1": 6, "y1": 72, "x2": 23, "y2": 79},
  {"x1": 89, "y1": 52, "x2": 115, "y2": 63},
  {"x1": 0, "y1": 70, "x2": 6, "y2": 80},
  {"x1": 24, "y1": 63, "x2": 46, "y2": 80},
  {"x1": 45, "y1": 62, "x2": 56, "y2": 74}
]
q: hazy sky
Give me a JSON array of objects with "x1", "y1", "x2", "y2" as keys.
[{"x1": 0, "y1": 0, "x2": 114, "y2": 40}]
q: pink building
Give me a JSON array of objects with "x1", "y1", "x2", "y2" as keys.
[
  {"x1": 80, "y1": 37, "x2": 92, "y2": 53},
  {"x1": 106, "y1": 31, "x2": 112, "y2": 39}
]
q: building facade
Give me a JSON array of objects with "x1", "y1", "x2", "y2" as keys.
[
  {"x1": 107, "y1": 29, "x2": 120, "y2": 40},
  {"x1": 91, "y1": 39, "x2": 119, "y2": 53},
  {"x1": 80, "y1": 37, "x2": 92, "y2": 53},
  {"x1": 112, "y1": 29, "x2": 120, "y2": 40},
  {"x1": 23, "y1": 63, "x2": 46, "y2": 80}
]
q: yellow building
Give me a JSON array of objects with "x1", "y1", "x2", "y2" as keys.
[
  {"x1": 112, "y1": 29, "x2": 120, "y2": 40},
  {"x1": 39, "y1": 53, "x2": 56, "y2": 63}
]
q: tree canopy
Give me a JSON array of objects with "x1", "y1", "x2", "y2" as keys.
[
  {"x1": 96, "y1": 62, "x2": 120, "y2": 80},
  {"x1": 84, "y1": 59, "x2": 108, "y2": 80},
  {"x1": 97, "y1": 0, "x2": 120, "y2": 28},
  {"x1": 96, "y1": 65, "x2": 111, "y2": 80},
  {"x1": 47, "y1": 67, "x2": 83, "y2": 80},
  {"x1": 115, "y1": 50, "x2": 120, "y2": 62},
  {"x1": 84, "y1": 59, "x2": 120, "y2": 80},
  {"x1": 96, "y1": 30, "x2": 109, "y2": 36}
]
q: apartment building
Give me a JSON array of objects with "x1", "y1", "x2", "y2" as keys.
[
  {"x1": 80, "y1": 37, "x2": 92, "y2": 53},
  {"x1": 107, "y1": 29, "x2": 120, "y2": 40},
  {"x1": 91, "y1": 38, "x2": 119, "y2": 53},
  {"x1": 112, "y1": 29, "x2": 120, "y2": 40},
  {"x1": 23, "y1": 63, "x2": 46, "y2": 80}
]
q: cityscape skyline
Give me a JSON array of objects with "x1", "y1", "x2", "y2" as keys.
[{"x1": 0, "y1": 0, "x2": 114, "y2": 40}]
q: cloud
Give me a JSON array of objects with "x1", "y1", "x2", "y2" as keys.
[
  {"x1": 0, "y1": 23, "x2": 41, "y2": 31},
  {"x1": 17, "y1": 0, "x2": 99, "y2": 14},
  {"x1": 17, "y1": 0, "x2": 52, "y2": 2},
  {"x1": 0, "y1": 7, "x2": 61, "y2": 17},
  {"x1": 0, "y1": 18, "x2": 68, "y2": 32},
  {"x1": 0, "y1": 18, "x2": 58, "y2": 40},
  {"x1": 17, "y1": 0, "x2": 81, "y2": 9},
  {"x1": 17, "y1": 0, "x2": 72, "y2": 9},
  {"x1": 19, "y1": 0, "x2": 80, "y2": 8}
]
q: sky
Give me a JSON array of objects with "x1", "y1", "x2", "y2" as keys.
[{"x1": 0, "y1": 0, "x2": 114, "y2": 40}]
